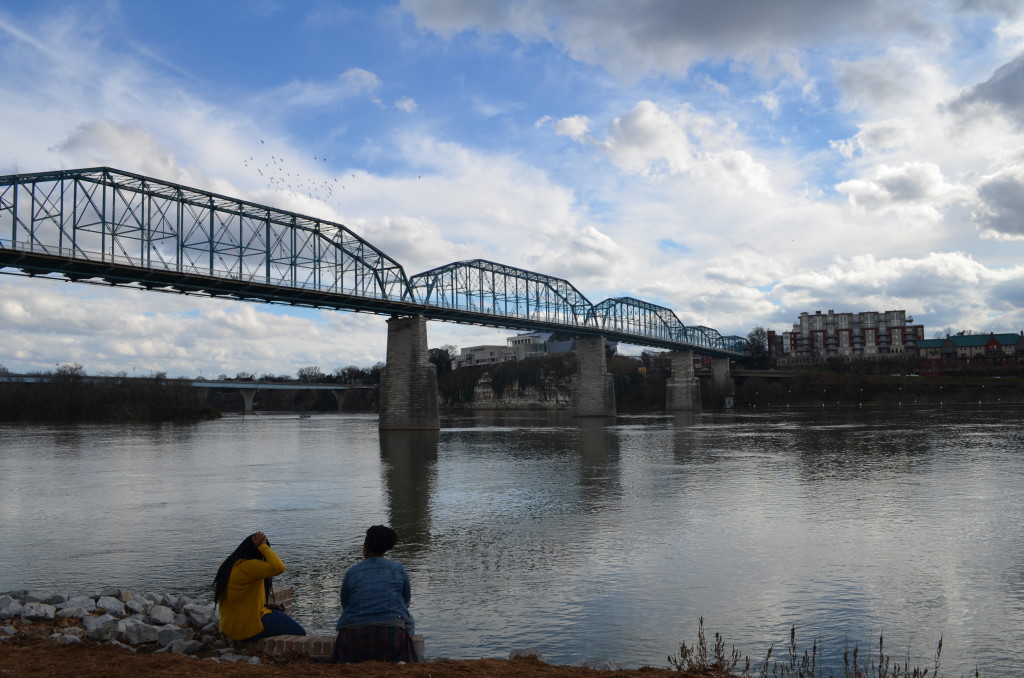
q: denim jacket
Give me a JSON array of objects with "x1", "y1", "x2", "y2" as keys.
[{"x1": 335, "y1": 557, "x2": 414, "y2": 633}]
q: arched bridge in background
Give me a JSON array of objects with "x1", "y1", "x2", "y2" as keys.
[{"x1": 0, "y1": 167, "x2": 748, "y2": 428}]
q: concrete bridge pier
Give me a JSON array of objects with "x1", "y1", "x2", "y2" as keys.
[
  {"x1": 665, "y1": 350, "x2": 701, "y2": 411},
  {"x1": 239, "y1": 387, "x2": 257, "y2": 414},
  {"x1": 711, "y1": 358, "x2": 732, "y2": 391},
  {"x1": 571, "y1": 336, "x2": 616, "y2": 417},
  {"x1": 379, "y1": 315, "x2": 440, "y2": 430}
]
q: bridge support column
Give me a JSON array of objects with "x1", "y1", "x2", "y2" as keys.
[
  {"x1": 666, "y1": 351, "x2": 701, "y2": 411},
  {"x1": 331, "y1": 389, "x2": 343, "y2": 411},
  {"x1": 571, "y1": 336, "x2": 616, "y2": 417},
  {"x1": 379, "y1": 316, "x2": 439, "y2": 430},
  {"x1": 711, "y1": 358, "x2": 732, "y2": 392},
  {"x1": 239, "y1": 387, "x2": 257, "y2": 414}
]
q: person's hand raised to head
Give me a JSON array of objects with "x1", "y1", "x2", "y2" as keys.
[{"x1": 252, "y1": 531, "x2": 268, "y2": 547}]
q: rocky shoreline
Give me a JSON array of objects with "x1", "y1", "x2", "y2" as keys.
[
  {"x1": 0, "y1": 587, "x2": 259, "y2": 664},
  {"x1": 0, "y1": 587, "x2": 636, "y2": 673}
]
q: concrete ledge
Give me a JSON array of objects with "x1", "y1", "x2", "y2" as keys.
[
  {"x1": 256, "y1": 634, "x2": 334, "y2": 658},
  {"x1": 256, "y1": 633, "x2": 425, "y2": 661}
]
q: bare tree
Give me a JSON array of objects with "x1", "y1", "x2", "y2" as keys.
[
  {"x1": 55, "y1": 362, "x2": 85, "y2": 377},
  {"x1": 747, "y1": 327, "x2": 769, "y2": 367},
  {"x1": 296, "y1": 365, "x2": 324, "y2": 383}
]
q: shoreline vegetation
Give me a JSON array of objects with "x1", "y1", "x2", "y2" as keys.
[{"x1": 1, "y1": 353, "x2": 1021, "y2": 422}]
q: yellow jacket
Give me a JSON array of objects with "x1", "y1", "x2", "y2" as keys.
[{"x1": 217, "y1": 543, "x2": 286, "y2": 640}]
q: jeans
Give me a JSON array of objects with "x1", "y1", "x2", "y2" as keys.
[{"x1": 245, "y1": 610, "x2": 307, "y2": 640}]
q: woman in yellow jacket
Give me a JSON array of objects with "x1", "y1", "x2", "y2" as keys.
[{"x1": 214, "y1": 531, "x2": 306, "y2": 641}]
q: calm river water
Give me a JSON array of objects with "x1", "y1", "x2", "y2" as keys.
[{"x1": 1, "y1": 407, "x2": 1022, "y2": 675}]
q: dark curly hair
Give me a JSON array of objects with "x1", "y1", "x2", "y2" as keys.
[{"x1": 363, "y1": 525, "x2": 398, "y2": 556}]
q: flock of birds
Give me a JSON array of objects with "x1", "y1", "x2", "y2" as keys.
[{"x1": 243, "y1": 139, "x2": 357, "y2": 205}]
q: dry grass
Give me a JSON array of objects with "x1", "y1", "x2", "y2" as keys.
[{"x1": 668, "y1": 618, "x2": 978, "y2": 678}]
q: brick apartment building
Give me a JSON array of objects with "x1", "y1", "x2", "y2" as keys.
[{"x1": 768, "y1": 310, "x2": 925, "y2": 364}]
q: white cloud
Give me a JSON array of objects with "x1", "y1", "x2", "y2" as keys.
[
  {"x1": 401, "y1": 0, "x2": 1023, "y2": 80},
  {"x1": 267, "y1": 68, "x2": 383, "y2": 108},
  {"x1": 395, "y1": 96, "x2": 418, "y2": 113},
  {"x1": 55, "y1": 120, "x2": 180, "y2": 178},
  {"x1": 773, "y1": 251, "x2": 1024, "y2": 331},
  {"x1": 577, "y1": 100, "x2": 775, "y2": 195},
  {"x1": 601, "y1": 100, "x2": 697, "y2": 175},
  {"x1": 830, "y1": 119, "x2": 916, "y2": 159},
  {"x1": 969, "y1": 165, "x2": 1024, "y2": 238},
  {"x1": 835, "y1": 162, "x2": 967, "y2": 218},
  {"x1": 947, "y1": 51, "x2": 1024, "y2": 129},
  {"x1": 0, "y1": 276, "x2": 392, "y2": 376},
  {"x1": 756, "y1": 91, "x2": 780, "y2": 114},
  {"x1": 553, "y1": 115, "x2": 590, "y2": 140}
]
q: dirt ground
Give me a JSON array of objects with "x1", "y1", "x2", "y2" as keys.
[{"x1": 0, "y1": 622, "x2": 714, "y2": 678}]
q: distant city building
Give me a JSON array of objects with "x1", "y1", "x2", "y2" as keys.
[{"x1": 768, "y1": 310, "x2": 924, "y2": 364}]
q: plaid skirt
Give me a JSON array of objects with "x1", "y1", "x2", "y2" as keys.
[{"x1": 332, "y1": 624, "x2": 418, "y2": 664}]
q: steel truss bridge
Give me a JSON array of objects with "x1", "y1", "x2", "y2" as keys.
[{"x1": 0, "y1": 167, "x2": 748, "y2": 359}]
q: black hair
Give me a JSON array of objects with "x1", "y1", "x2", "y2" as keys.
[
  {"x1": 213, "y1": 534, "x2": 273, "y2": 605},
  {"x1": 363, "y1": 525, "x2": 398, "y2": 556}
]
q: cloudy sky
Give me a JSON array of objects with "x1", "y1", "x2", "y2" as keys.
[{"x1": 2, "y1": 0, "x2": 1024, "y2": 378}]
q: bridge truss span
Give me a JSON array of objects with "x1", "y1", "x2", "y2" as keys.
[
  {"x1": 0, "y1": 167, "x2": 412, "y2": 310},
  {"x1": 591, "y1": 297, "x2": 748, "y2": 354},
  {"x1": 408, "y1": 259, "x2": 596, "y2": 328},
  {"x1": 0, "y1": 167, "x2": 749, "y2": 359}
]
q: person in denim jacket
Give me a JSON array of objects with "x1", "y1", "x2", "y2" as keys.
[{"x1": 332, "y1": 525, "x2": 417, "y2": 663}]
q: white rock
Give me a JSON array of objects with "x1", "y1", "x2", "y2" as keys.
[
  {"x1": 581, "y1": 658, "x2": 622, "y2": 671},
  {"x1": 0, "y1": 596, "x2": 22, "y2": 620},
  {"x1": 59, "y1": 634, "x2": 82, "y2": 645},
  {"x1": 183, "y1": 603, "x2": 215, "y2": 627},
  {"x1": 96, "y1": 596, "x2": 126, "y2": 616},
  {"x1": 125, "y1": 598, "x2": 150, "y2": 615},
  {"x1": 147, "y1": 605, "x2": 175, "y2": 625},
  {"x1": 168, "y1": 638, "x2": 203, "y2": 655},
  {"x1": 30, "y1": 592, "x2": 68, "y2": 606},
  {"x1": 157, "y1": 625, "x2": 190, "y2": 646},
  {"x1": 20, "y1": 602, "x2": 56, "y2": 621},
  {"x1": 100, "y1": 587, "x2": 132, "y2": 602},
  {"x1": 83, "y1": 614, "x2": 119, "y2": 641},
  {"x1": 120, "y1": 618, "x2": 160, "y2": 645},
  {"x1": 61, "y1": 596, "x2": 96, "y2": 612},
  {"x1": 0, "y1": 625, "x2": 17, "y2": 636}
]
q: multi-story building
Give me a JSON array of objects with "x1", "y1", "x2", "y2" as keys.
[
  {"x1": 916, "y1": 332, "x2": 1024, "y2": 370},
  {"x1": 769, "y1": 310, "x2": 924, "y2": 363}
]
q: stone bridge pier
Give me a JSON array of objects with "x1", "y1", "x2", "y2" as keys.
[
  {"x1": 571, "y1": 336, "x2": 616, "y2": 417},
  {"x1": 666, "y1": 350, "x2": 701, "y2": 411},
  {"x1": 379, "y1": 315, "x2": 440, "y2": 430}
]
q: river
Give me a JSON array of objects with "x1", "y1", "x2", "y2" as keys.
[{"x1": 1, "y1": 407, "x2": 1021, "y2": 675}]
